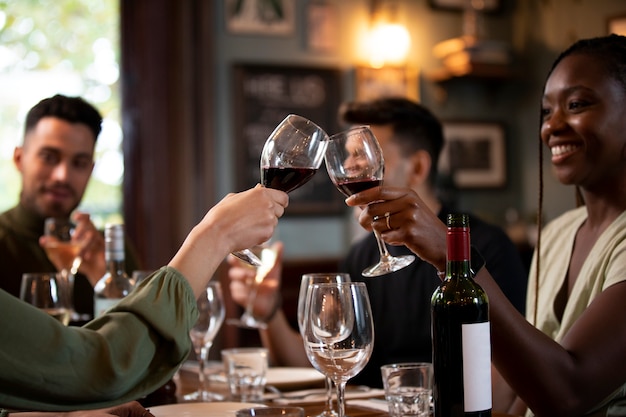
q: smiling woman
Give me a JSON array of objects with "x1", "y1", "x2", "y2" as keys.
[{"x1": 0, "y1": 0, "x2": 122, "y2": 227}]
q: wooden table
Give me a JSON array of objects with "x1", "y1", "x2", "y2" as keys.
[{"x1": 173, "y1": 368, "x2": 518, "y2": 417}]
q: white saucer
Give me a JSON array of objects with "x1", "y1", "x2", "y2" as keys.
[{"x1": 150, "y1": 402, "x2": 266, "y2": 417}]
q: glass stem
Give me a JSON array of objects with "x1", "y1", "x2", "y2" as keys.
[
  {"x1": 373, "y1": 229, "x2": 392, "y2": 262},
  {"x1": 198, "y1": 343, "x2": 212, "y2": 396},
  {"x1": 335, "y1": 380, "x2": 347, "y2": 417},
  {"x1": 243, "y1": 282, "x2": 259, "y2": 318},
  {"x1": 324, "y1": 376, "x2": 334, "y2": 414}
]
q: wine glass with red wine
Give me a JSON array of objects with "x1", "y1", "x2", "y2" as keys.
[
  {"x1": 230, "y1": 114, "x2": 329, "y2": 305},
  {"x1": 324, "y1": 125, "x2": 415, "y2": 277}
]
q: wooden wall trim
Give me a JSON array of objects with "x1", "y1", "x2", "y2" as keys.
[{"x1": 121, "y1": 0, "x2": 216, "y2": 269}]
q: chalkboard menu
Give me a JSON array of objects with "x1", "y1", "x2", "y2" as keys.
[{"x1": 233, "y1": 63, "x2": 345, "y2": 215}]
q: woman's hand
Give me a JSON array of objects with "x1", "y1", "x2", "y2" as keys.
[{"x1": 346, "y1": 186, "x2": 447, "y2": 272}]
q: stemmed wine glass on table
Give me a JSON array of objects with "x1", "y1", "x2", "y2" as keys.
[
  {"x1": 184, "y1": 281, "x2": 226, "y2": 402},
  {"x1": 297, "y1": 273, "x2": 352, "y2": 417},
  {"x1": 302, "y1": 282, "x2": 374, "y2": 417},
  {"x1": 324, "y1": 126, "x2": 415, "y2": 277},
  {"x1": 227, "y1": 244, "x2": 278, "y2": 329},
  {"x1": 20, "y1": 272, "x2": 73, "y2": 325},
  {"x1": 42, "y1": 217, "x2": 81, "y2": 319}
]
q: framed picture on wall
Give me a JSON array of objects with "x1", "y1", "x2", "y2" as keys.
[
  {"x1": 225, "y1": 0, "x2": 296, "y2": 36},
  {"x1": 355, "y1": 66, "x2": 420, "y2": 101},
  {"x1": 439, "y1": 122, "x2": 506, "y2": 188},
  {"x1": 232, "y1": 63, "x2": 345, "y2": 215},
  {"x1": 427, "y1": 0, "x2": 501, "y2": 12}
]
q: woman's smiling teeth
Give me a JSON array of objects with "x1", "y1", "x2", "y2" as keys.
[{"x1": 551, "y1": 143, "x2": 580, "y2": 157}]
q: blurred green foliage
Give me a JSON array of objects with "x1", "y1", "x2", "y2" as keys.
[{"x1": 0, "y1": 0, "x2": 121, "y2": 228}]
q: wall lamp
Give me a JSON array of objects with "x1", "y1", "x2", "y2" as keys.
[{"x1": 365, "y1": 0, "x2": 411, "y2": 68}]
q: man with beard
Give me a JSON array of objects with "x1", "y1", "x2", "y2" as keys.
[{"x1": 0, "y1": 94, "x2": 139, "y2": 322}]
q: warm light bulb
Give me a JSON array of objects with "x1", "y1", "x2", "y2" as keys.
[{"x1": 367, "y1": 22, "x2": 411, "y2": 68}]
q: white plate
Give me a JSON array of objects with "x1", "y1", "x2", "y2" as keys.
[
  {"x1": 266, "y1": 367, "x2": 325, "y2": 390},
  {"x1": 180, "y1": 362, "x2": 325, "y2": 390},
  {"x1": 150, "y1": 402, "x2": 266, "y2": 417}
]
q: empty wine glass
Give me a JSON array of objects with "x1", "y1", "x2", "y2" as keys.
[
  {"x1": 302, "y1": 282, "x2": 374, "y2": 417},
  {"x1": 227, "y1": 244, "x2": 278, "y2": 329},
  {"x1": 184, "y1": 281, "x2": 226, "y2": 402},
  {"x1": 231, "y1": 114, "x2": 329, "y2": 266},
  {"x1": 324, "y1": 126, "x2": 415, "y2": 277},
  {"x1": 297, "y1": 273, "x2": 352, "y2": 417},
  {"x1": 20, "y1": 272, "x2": 73, "y2": 325}
]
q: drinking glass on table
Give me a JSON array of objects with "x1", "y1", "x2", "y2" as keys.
[
  {"x1": 20, "y1": 272, "x2": 73, "y2": 325},
  {"x1": 184, "y1": 281, "x2": 226, "y2": 402},
  {"x1": 228, "y1": 244, "x2": 278, "y2": 329},
  {"x1": 324, "y1": 126, "x2": 415, "y2": 277},
  {"x1": 302, "y1": 282, "x2": 374, "y2": 417},
  {"x1": 231, "y1": 114, "x2": 329, "y2": 267},
  {"x1": 297, "y1": 273, "x2": 352, "y2": 417},
  {"x1": 42, "y1": 217, "x2": 81, "y2": 319}
]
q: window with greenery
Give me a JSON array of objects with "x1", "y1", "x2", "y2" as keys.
[{"x1": 0, "y1": 0, "x2": 122, "y2": 226}]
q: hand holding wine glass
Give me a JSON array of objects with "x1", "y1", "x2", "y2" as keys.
[
  {"x1": 184, "y1": 281, "x2": 226, "y2": 402},
  {"x1": 324, "y1": 126, "x2": 415, "y2": 277},
  {"x1": 43, "y1": 217, "x2": 82, "y2": 276},
  {"x1": 302, "y1": 282, "x2": 374, "y2": 417},
  {"x1": 231, "y1": 114, "x2": 329, "y2": 268},
  {"x1": 227, "y1": 243, "x2": 278, "y2": 329}
]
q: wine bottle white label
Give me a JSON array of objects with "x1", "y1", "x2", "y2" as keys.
[{"x1": 461, "y1": 321, "x2": 492, "y2": 412}]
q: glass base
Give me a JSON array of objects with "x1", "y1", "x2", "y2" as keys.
[
  {"x1": 226, "y1": 315, "x2": 268, "y2": 330},
  {"x1": 183, "y1": 390, "x2": 225, "y2": 402},
  {"x1": 231, "y1": 249, "x2": 263, "y2": 267},
  {"x1": 315, "y1": 410, "x2": 338, "y2": 417},
  {"x1": 361, "y1": 254, "x2": 415, "y2": 277}
]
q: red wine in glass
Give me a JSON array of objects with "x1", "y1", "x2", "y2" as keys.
[
  {"x1": 324, "y1": 126, "x2": 415, "y2": 277},
  {"x1": 261, "y1": 167, "x2": 318, "y2": 193},
  {"x1": 335, "y1": 178, "x2": 382, "y2": 198}
]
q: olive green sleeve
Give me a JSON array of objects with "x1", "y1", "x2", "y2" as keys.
[{"x1": 0, "y1": 266, "x2": 198, "y2": 412}]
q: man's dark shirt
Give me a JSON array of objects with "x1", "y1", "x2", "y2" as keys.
[
  {"x1": 0, "y1": 204, "x2": 140, "y2": 321},
  {"x1": 341, "y1": 208, "x2": 528, "y2": 388}
]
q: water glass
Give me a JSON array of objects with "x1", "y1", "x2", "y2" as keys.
[
  {"x1": 381, "y1": 363, "x2": 433, "y2": 417},
  {"x1": 222, "y1": 347, "x2": 268, "y2": 402}
]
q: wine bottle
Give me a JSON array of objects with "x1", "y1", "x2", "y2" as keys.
[
  {"x1": 93, "y1": 224, "x2": 133, "y2": 317},
  {"x1": 431, "y1": 213, "x2": 491, "y2": 417}
]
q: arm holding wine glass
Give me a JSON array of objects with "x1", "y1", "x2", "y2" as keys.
[
  {"x1": 0, "y1": 185, "x2": 288, "y2": 412},
  {"x1": 227, "y1": 241, "x2": 311, "y2": 367}
]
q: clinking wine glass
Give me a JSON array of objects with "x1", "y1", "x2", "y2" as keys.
[
  {"x1": 302, "y1": 282, "x2": 374, "y2": 417},
  {"x1": 184, "y1": 281, "x2": 226, "y2": 402},
  {"x1": 298, "y1": 273, "x2": 352, "y2": 417},
  {"x1": 324, "y1": 126, "x2": 415, "y2": 277},
  {"x1": 227, "y1": 244, "x2": 278, "y2": 329},
  {"x1": 231, "y1": 114, "x2": 329, "y2": 267}
]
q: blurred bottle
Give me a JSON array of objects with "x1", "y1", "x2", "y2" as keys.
[{"x1": 93, "y1": 224, "x2": 133, "y2": 317}]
